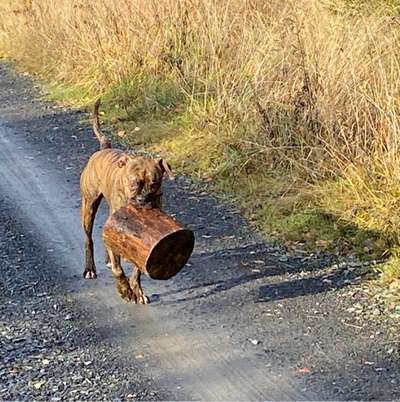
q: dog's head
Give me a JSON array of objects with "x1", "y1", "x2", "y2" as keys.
[{"x1": 118, "y1": 155, "x2": 174, "y2": 208}]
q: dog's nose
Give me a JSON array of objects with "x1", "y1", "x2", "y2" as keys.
[{"x1": 144, "y1": 193, "x2": 155, "y2": 204}]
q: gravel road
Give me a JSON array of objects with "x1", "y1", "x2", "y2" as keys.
[{"x1": 1, "y1": 60, "x2": 400, "y2": 401}]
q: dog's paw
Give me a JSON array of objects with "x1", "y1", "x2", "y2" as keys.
[
  {"x1": 134, "y1": 293, "x2": 150, "y2": 304},
  {"x1": 117, "y1": 277, "x2": 134, "y2": 302},
  {"x1": 122, "y1": 289, "x2": 134, "y2": 302},
  {"x1": 83, "y1": 269, "x2": 97, "y2": 279},
  {"x1": 130, "y1": 283, "x2": 150, "y2": 305}
]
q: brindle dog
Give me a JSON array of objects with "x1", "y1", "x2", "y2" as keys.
[{"x1": 80, "y1": 99, "x2": 173, "y2": 304}]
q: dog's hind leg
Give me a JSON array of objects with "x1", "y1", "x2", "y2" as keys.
[
  {"x1": 130, "y1": 267, "x2": 150, "y2": 304},
  {"x1": 106, "y1": 247, "x2": 134, "y2": 302},
  {"x1": 82, "y1": 193, "x2": 103, "y2": 279}
]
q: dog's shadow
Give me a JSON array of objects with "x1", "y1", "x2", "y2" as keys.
[{"x1": 152, "y1": 243, "x2": 362, "y2": 305}]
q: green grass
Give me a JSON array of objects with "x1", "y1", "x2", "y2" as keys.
[
  {"x1": 190, "y1": 171, "x2": 391, "y2": 258},
  {"x1": 44, "y1": 74, "x2": 188, "y2": 148},
  {"x1": 101, "y1": 75, "x2": 185, "y2": 122},
  {"x1": 378, "y1": 255, "x2": 400, "y2": 284},
  {"x1": 44, "y1": 83, "x2": 92, "y2": 106}
]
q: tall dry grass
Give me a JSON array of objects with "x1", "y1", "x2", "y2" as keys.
[{"x1": 1, "y1": 0, "x2": 400, "y2": 249}]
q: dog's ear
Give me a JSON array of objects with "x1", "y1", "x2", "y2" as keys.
[
  {"x1": 158, "y1": 159, "x2": 174, "y2": 180},
  {"x1": 117, "y1": 155, "x2": 129, "y2": 168}
]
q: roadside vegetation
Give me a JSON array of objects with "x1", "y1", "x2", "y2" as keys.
[{"x1": 0, "y1": 0, "x2": 400, "y2": 289}]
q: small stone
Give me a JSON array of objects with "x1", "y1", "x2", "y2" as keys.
[
  {"x1": 32, "y1": 380, "x2": 46, "y2": 389},
  {"x1": 364, "y1": 361, "x2": 375, "y2": 365},
  {"x1": 249, "y1": 339, "x2": 260, "y2": 345},
  {"x1": 348, "y1": 261, "x2": 360, "y2": 267}
]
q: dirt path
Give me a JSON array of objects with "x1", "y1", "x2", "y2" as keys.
[{"x1": 1, "y1": 61, "x2": 399, "y2": 400}]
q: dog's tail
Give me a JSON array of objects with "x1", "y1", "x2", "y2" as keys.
[{"x1": 93, "y1": 98, "x2": 111, "y2": 150}]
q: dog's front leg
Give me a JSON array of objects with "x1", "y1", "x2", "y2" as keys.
[
  {"x1": 130, "y1": 267, "x2": 150, "y2": 304},
  {"x1": 82, "y1": 194, "x2": 103, "y2": 279},
  {"x1": 106, "y1": 247, "x2": 134, "y2": 302}
]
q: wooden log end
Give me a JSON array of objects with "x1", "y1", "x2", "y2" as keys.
[{"x1": 145, "y1": 229, "x2": 195, "y2": 280}]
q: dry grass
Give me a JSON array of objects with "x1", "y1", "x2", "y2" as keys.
[{"x1": 1, "y1": 0, "x2": 400, "y2": 279}]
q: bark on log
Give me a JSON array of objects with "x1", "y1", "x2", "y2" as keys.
[{"x1": 103, "y1": 203, "x2": 195, "y2": 280}]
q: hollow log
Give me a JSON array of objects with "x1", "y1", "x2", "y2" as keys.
[{"x1": 103, "y1": 203, "x2": 195, "y2": 280}]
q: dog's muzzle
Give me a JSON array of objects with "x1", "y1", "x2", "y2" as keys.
[{"x1": 136, "y1": 192, "x2": 162, "y2": 208}]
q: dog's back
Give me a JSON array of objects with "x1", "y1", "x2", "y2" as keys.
[{"x1": 80, "y1": 148, "x2": 124, "y2": 200}]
